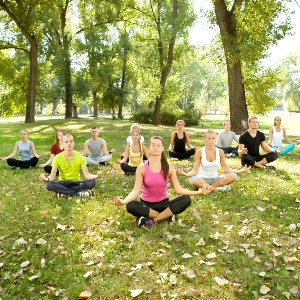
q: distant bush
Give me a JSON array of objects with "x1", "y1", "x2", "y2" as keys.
[{"x1": 131, "y1": 108, "x2": 199, "y2": 126}]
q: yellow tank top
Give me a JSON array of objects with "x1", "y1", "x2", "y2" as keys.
[{"x1": 129, "y1": 143, "x2": 143, "y2": 167}]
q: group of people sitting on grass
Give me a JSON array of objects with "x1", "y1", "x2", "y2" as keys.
[{"x1": 0, "y1": 115, "x2": 298, "y2": 227}]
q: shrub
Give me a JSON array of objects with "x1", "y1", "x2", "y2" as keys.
[{"x1": 131, "y1": 108, "x2": 199, "y2": 126}]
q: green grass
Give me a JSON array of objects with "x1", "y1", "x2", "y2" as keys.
[{"x1": 0, "y1": 115, "x2": 299, "y2": 299}]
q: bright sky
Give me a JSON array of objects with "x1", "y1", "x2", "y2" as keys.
[{"x1": 189, "y1": 1, "x2": 300, "y2": 67}]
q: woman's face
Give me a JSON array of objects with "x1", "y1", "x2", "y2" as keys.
[
  {"x1": 131, "y1": 132, "x2": 140, "y2": 141},
  {"x1": 57, "y1": 131, "x2": 64, "y2": 140},
  {"x1": 176, "y1": 122, "x2": 184, "y2": 130},
  {"x1": 149, "y1": 138, "x2": 164, "y2": 155},
  {"x1": 275, "y1": 117, "x2": 281, "y2": 125},
  {"x1": 21, "y1": 130, "x2": 28, "y2": 140}
]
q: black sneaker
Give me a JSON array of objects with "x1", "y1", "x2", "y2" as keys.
[
  {"x1": 138, "y1": 216, "x2": 155, "y2": 227},
  {"x1": 99, "y1": 161, "x2": 107, "y2": 165},
  {"x1": 264, "y1": 165, "x2": 276, "y2": 171},
  {"x1": 78, "y1": 190, "x2": 92, "y2": 197}
]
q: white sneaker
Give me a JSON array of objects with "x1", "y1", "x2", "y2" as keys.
[
  {"x1": 170, "y1": 157, "x2": 179, "y2": 161},
  {"x1": 226, "y1": 153, "x2": 233, "y2": 158},
  {"x1": 217, "y1": 185, "x2": 231, "y2": 191},
  {"x1": 78, "y1": 190, "x2": 92, "y2": 197}
]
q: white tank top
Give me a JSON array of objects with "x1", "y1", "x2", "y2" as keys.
[
  {"x1": 197, "y1": 147, "x2": 220, "y2": 178},
  {"x1": 271, "y1": 127, "x2": 283, "y2": 147}
]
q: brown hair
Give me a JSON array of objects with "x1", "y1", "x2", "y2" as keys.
[
  {"x1": 176, "y1": 119, "x2": 185, "y2": 126},
  {"x1": 248, "y1": 115, "x2": 258, "y2": 123},
  {"x1": 54, "y1": 129, "x2": 66, "y2": 149},
  {"x1": 149, "y1": 136, "x2": 169, "y2": 181}
]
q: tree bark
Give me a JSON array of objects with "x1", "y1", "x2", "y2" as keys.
[
  {"x1": 152, "y1": 0, "x2": 178, "y2": 126},
  {"x1": 92, "y1": 90, "x2": 98, "y2": 117},
  {"x1": 214, "y1": 0, "x2": 248, "y2": 134}
]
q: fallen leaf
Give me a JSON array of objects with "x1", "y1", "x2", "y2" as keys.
[
  {"x1": 36, "y1": 238, "x2": 47, "y2": 245},
  {"x1": 290, "y1": 286, "x2": 299, "y2": 294},
  {"x1": 83, "y1": 271, "x2": 93, "y2": 278},
  {"x1": 257, "y1": 206, "x2": 265, "y2": 212},
  {"x1": 214, "y1": 276, "x2": 228, "y2": 285},
  {"x1": 20, "y1": 261, "x2": 30, "y2": 268},
  {"x1": 258, "y1": 271, "x2": 266, "y2": 277},
  {"x1": 195, "y1": 238, "x2": 205, "y2": 246},
  {"x1": 56, "y1": 223, "x2": 67, "y2": 231},
  {"x1": 182, "y1": 253, "x2": 193, "y2": 259},
  {"x1": 169, "y1": 274, "x2": 177, "y2": 285},
  {"x1": 79, "y1": 291, "x2": 92, "y2": 299},
  {"x1": 282, "y1": 292, "x2": 290, "y2": 299},
  {"x1": 186, "y1": 269, "x2": 196, "y2": 278},
  {"x1": 206, "y1": 252, "x2": 216, "y2": 260},
  {"x1": 29, "y1": 275, "x2": 39, "y2": 281},
  {"x1": 260, "y1": 285, "x2": 270, "y2": 295},
  {"x1": 285, "y1": 266, "x2": 295, "y2": 271},
  {"x1": 130, "y1": 289, "x2": 143, "y2": 297}
]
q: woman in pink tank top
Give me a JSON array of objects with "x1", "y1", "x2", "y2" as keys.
[{"x1": 113, "y1": 136, "x2": 211, "y2": 227}]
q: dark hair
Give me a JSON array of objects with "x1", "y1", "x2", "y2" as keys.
[
  {"x1": 149, "y1": 136, "x2": 169, "y2": 181},
  {"x1": 91, "y1": 126, "x2": 98, "y2": 130},
  {"x1": 54, "y1": 129, "x2": 66, "y2": 149}
]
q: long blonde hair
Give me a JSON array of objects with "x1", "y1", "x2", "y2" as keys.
[{"x1": 131, "y1": 129, "x2": 142, "y2": 157}]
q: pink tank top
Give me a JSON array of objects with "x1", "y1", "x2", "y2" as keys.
[{"x1": 141, "y1": 161, "x2": 169, "y2": 203}]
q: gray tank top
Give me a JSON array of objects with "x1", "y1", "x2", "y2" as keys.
[{"x1": 88, "y1": 138, "x2": 103, "y2": 158}]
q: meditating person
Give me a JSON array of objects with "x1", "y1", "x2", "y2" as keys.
[
  {"x1": 113, "y1": 136, "x2": 211, "y2": 227},
  {"x1": 216, "y1": 120, "x2": 239, "y2": 157},
  {"x1": 116, "y1": 129, "x2": 150, "y2": 175},
  {"x1": 239, "y1": 115, "x2": 280, "y2": 170},
  {"x1": 268, "y1": 116, "x2": 298, "y2": 155},
  {"x1": 167, "y1": 119, "x2": 196, "y2": 160},
  {"x1": 0, "y1": 129, "x2": 41, "y2": 169},
  {"x1": 39, "y1": 134, "x2": 102, "y2": 198},
  {"x1": 39, "y1": 129, "x2": 66, "y2": 174},
  {"x1": 82, "y1": 126, "x2": 115, "y2": 166},
  {"x1": 178, "y1": 129, "x2": 251, "y2": 191}
]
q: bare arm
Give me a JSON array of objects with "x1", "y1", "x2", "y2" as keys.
[
  {"x1": 238, "y1": 143, "x2": 247, "y2": 157},
  {"x1": 82, "y1": 140, "x2": 89, "y2": 156},
  {"x1": 102, "y1": 139, "x2": 115, "y2": 155},
  {"x1": 178, "y1": 149, "x2": 201, "y2": 177},
  {"x1": 116, "y1": 145, "x2": 130, "y2": 164},
  {"x1": 167, "y1": 132, "x2": 175, "y2": 151},
  {"x1": 30, "y1": 141, "x2": 41, "y2": 158},
  {"x1": 282, "y1": 128, "x2": 294, "y2": 144},
  {"x1": 113, "y1": 164, "x2": 144, "y2": 206},
  {"x1": 170, "y1": 165, "x2": 212, "y2": 195},
  {"x1": 0, "y1": 142, "x2": 19, "y2": 160},
  {"x1": 185, "y1": 132, "x2": 196, "y2": 149},
  {"x1": 268, "y1": 128, "x2": 273, "y2": 145},
  {"x1": 220, "y1": 149, "x2": 251, "y2": 173},
  {"x1": 39, "y1": 154, "x2": 55, "y2": 167},
  {"x1": 81, "y1": 165, "x2": 103, "y2": 180},
  {"x1": 39, "y1": 166, "x2": 58, "y2": 182}
]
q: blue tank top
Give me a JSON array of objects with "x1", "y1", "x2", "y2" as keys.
[{"x1": 18, "y1": 140, "x2": 33, "y2": 161}]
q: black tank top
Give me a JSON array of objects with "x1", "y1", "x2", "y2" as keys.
[{"x1": 173, "y1": 132, "x2": 186, "y2": 154}]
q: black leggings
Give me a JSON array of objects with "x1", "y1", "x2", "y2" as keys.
[
  {"x1": 241, "y1": 152, "x2": 278, "y2": 166},
  {"x1": 126, "y1": 196, "x2": 191, "y2": 218},
  {"x1": 120, "y1": 163, "x2": 137, "y2": 174},
  {"x1": 7, "y1": 157, "x2": 38, "y2": 169},
  {"x1": 169, "y1": 149, "x2": 195, "y2": 160}
]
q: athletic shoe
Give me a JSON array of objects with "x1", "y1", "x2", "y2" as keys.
[
  {"x1": 225, "y1": 153, "x2": 232, "y2": 158},
  {"x1": 264, "y1": 165, "x2": 276, "y2": 171},
  {"x1": 78, "y1": 190, "x2": 92, "y2": 197},
  {"x1": 170, "y1": 157, "x2": 179, "y2": 161},
  {"x1": 138, "y1": 216, "x2": 155, "y2": 227},
  {"x1": 11, "y1": 166, "x2": 21, "y2": 170},
  {"x1": 56, "y1": 192, "x2": 63, "y2": 198},
  {"x1": 217, "y1": 185, "x2": 231, "y2": 191},
  {"x1": 99, "y1": 161, "x2": 107, "y2": 165},
  {"x1": 169, "y1": 215, "x2": 176, "y2": 223}
]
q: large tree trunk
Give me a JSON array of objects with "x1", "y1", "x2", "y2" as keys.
[
  {"x1": 92, "y1": 90, "x2": 98, "y2": 117},
  {"x1": 152, "y1": 0, "x2": 178, "y2": 126},
  {"x1": 25, "y1": 43, "x2": 38, "y2": 123},
  {"x1": 64, "y1": 58, "x2": 73, "y2": 118},
  {"x1": 72, "y1": 103, "x2": 78, "y2": 118},
  {"x1": 214, "y1": 0, "x2": 248, "y2": 134}
]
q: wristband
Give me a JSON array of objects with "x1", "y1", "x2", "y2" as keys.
[
  {"x1": 109, "y1": 151, "x2": 112, "y2": 154},
  {"x1": 46, "y1": 177, "x2": 49, "y2": 182}
]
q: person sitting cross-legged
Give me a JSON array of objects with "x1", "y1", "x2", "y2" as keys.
[
  {"x1": 239, "y1": 115, "x2": 280, "y2": 170},
  {"x1": 216, "y1": 120, "x2": 239, "y2": 157},
  {"x1": 113, "y1": 136, "x2": 212, "y2": 227},
  {"x1": 178, "y1": 129, "x2": 251, "y2": 191},
  {"x1": 82, "y1": 126, "x2": 115, "y2": 166},
  {"x1": 39, "y1": 134, "x2": 103, "y2": 198}
]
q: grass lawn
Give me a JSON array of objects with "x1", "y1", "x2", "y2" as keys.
[{"x1": 0, "y1": 115, "x2": 299, "y2": 299}]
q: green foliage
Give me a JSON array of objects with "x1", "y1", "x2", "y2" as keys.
[{"x1": 131, "y1": 108, "x2": 198, "y2": 126}]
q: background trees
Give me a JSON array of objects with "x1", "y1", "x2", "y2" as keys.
[{"x1": 0, "y1": 0, "x2": 298, "y2": 125}]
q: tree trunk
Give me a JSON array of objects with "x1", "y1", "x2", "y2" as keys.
[
  {"x1": 92, "y1": 90, "x2": 98, "y2": 117},
  {"x1": 25, "y1": 43, "x2": 38, "y2": 123},
  {"x1": 152, "y1": 0, "x2": 178, "y2": 126},
  {"x1": 72, "y1": 103, "x2": 78, "y2": 118},
  {"x1": 214, "y1": 0, "x2": 248, "y2": 134}
]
